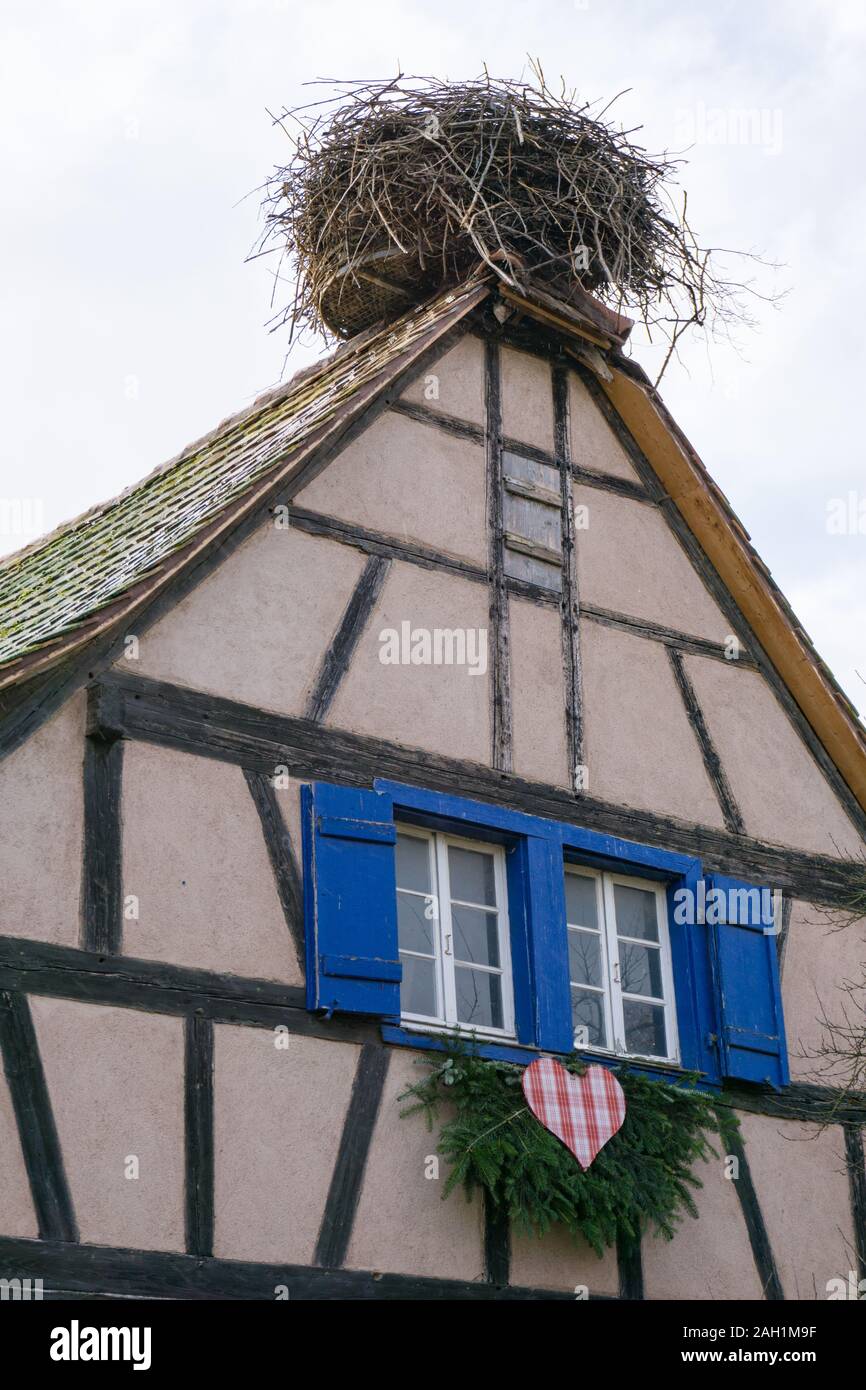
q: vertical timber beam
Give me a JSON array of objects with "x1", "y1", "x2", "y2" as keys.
[
  {"x1": 483, "y1": 1195, "x2": 511, "y2": 1287},
  {"x1": 485, "y1": 337, "x2": 512, "y2": 772},
  {"x1": 82, "y1": 698, "x2": 124, "y2": 954},
  {"x1": 553, "y1": 360, "x2": 585, "y2": 791},
  {"x1": 616, "y1": 1226, "x2": 644, "y2": 1300},
  {"x1": 184, "y1": 1014, "x2": 215, "y2": 1258}
]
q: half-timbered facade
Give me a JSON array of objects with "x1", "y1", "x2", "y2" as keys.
[{"x1": 1, "y1": 276, "x2": 864, "y2": 1299}]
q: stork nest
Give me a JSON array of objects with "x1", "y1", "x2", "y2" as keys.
[{"x1": 258, "y1": 70, "x2": 760, "y2": 366}]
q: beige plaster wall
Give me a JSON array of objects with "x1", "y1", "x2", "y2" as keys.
[
  {"x1": 567, "y1": 371, "x2": 642, "y2": 483},
  {"x1": 684, "y1": 656, "x2": 863, "y2": 858},
  {"x1": 327, "y1": 561, "x2": 491, "y2": 764},
  {"x1": 574, "y1": 486, "x2": 731, "y2": 642},
  {"x1": 510, "y1": 1223, "x2": 619, "y2": 1296},
  {"x1": 509, "y1": 597, "x2": 570, "y2": 787},
  {"x1": 213, "y1": 1024, "x2": 358, "y2": 1264},
  {"x1": 740, "y1": 1112, "x2": 856, "y2": 1299},
  {"x1": 643, "y1": 1149, "x2": 765, "y2": 1300},
  {"x1": 0, "y1": 1064, "x2": 37, "y2": 1239},
  {"x1": 121, "y1": 742, "x2": 301, "y2": 983},
  {"x1": 500, "y1": 346, "x2": 555, "y2": 454},
  {"x1": 580, "y1": 620, "x2": 727, "y2": 825},
  {"x1": 781, "y1": 900, "x2": 865, "y2": 1083},
  {"x1": 346, "y1": 1048, "x2": 485, "y2": 1280},
  {"x1": 30, "y1": 996, "x2": 185, "y2": 1251},
  {"x1": 0, "y1": 691, "x2": 84, "y2": 947},
  {"x1": 127, "y1": 525, "x2": 366, "y2": 718},
  {"x1": 293, "y1": 411, "x2": 487, "y2": 567},
  {"x1": 400, "y1": 332, "x2": 486, "y2": 426}
]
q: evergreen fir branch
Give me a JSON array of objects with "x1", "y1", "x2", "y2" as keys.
[{"x1": 399, "y1": 1046, "x2": 725, "y2": 1256}]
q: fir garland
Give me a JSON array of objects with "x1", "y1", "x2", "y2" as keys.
[{"x1": 400, "y1": 1046, "x2": 726, "y2": 1256}]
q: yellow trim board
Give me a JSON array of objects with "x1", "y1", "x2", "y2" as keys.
[{"x1": 603, "y1": 365, "x2": 866, "y2": 816}]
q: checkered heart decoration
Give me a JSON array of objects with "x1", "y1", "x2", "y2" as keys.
[{"x1": 521, "y1": 1058, "x2": 626, "y2": 1169}]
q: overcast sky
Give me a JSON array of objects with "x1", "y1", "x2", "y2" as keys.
[{"x1": 1, "y1": 0, "x2": 864, "y2": 713}]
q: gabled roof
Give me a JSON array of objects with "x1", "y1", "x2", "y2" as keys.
[
  {"x1": 1, "y1": 272, "x2": 864, "y2": 815},
  {"x1": 0, "y1": 277, "x2": 488, "y2": 683}
]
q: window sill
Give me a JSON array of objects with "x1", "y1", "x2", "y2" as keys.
[{"x1": 381, "y1": 1024, "x2": 720, "y2": 1088}]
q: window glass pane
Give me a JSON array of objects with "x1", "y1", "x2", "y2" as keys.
[
  {"x1": 619, "y1": 941, "x2": 663, "y2": 1000},
  {"x1": 613, "y1": 884, "x2": 659, "y2": 942},
  {"x1": 568, "y1": 928, "x2": 603, "y2": 988},
  {"x1": 455, "y1": 967, "x2": 503, "y2": 1030},
  {"x1": 448, "y1": 845, "x2": 496, "y2": 906},
  {"x1": 397, "y1": 891, "x2": 435, "y2": 956},
  {"x1": 452, "y1": 904, "x2": 500, "y2": 968},
  {"x1": 571, "y1": 987, "x2": 608, "y2": 1049},
  {"x1": 623, "y1": 999, "x2": 667, "y2": 1057},
  {"x1": 400, "y1": 953, "x2": 438, "y2": 1018},
  {"x1": 565, "y1": 872, "x2": 598, "y2": 929},
  {"x1": 396, "y1": 833, "x2": 431, "y2": 895}
]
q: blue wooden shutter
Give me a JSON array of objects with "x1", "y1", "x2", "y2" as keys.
[
  {"x1": 506, "y1": 835, "x2": 573, "y2": 1052},
  {"x1": 302, "y1": 782, "x2": 401, "y2": 1019},
  {"x1": 706, "y1": 874, "x2": 788, "y2": 1087}
]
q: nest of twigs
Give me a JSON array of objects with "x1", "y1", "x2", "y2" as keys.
[{"x1": 257, "y1": 68, "x2": 761, "y2": 366}]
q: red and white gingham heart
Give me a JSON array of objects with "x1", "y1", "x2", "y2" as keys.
[{"x1": 522, "y1": 1058, "x2": 626, "y2": 1169}]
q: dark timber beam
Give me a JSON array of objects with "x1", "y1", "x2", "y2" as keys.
[
  {"x1": 0, "y1": 935, "x2": 339, "y2": 1032},
  {"x1": 485, "y1": 337, "x2": 513, "y2": 773},
  {"x1": 314, "y1": 1043, "x2": 390, "y2": 1268},
  {"x1": 388, "y1": 397, "x2": 484, "y2": 444},
  {"x1": 553, "y1": 360, "x2": 585, "y2": 791},
  {"x1": 389, "y1": 396, "x2": 655, "y2": 503},
  {"x1": 288, "y1": 505, "x2": 756, "y2": 666},
  {"x1": 1, "y1": 938, "x2": 863, "y2": 1123},
  {"x1": 717, "y1": 1108, "x2": 783, "y2": 1300},
  {"x1": 94, "y1": 671, "x2": 866, "y2": 908},
  {"x1": 667, "y1": 647, "x2": 745, "y2": 836},
  {"x1": 843, "y1": 1122, "x2": 866, "y2": 1284},
  {"x1": 184, "y1": 1015, "x2": 214, "y2": 1258},
  {"x1": 243, "y1": 769, "x2": 306, "y2": 972},
  {"x1": 483, "y1": 1195, "x2": 511, "y2": 1287},
  {"x1": 0, "y1": 991, "x2": 78, "y2": 1243},
  {"x1": 305, "y1": 555, "x2": 391, "y2": 722},
  {"x1": 0, "y1": 1234, "x2": 599, "y2": 1300},
  {"x1": 81, "y1": 718, "x2": 124, "y2": 955},
  {"x1": 616, "y1": 1227, "x2": 644, "y2": 1300},
  {"x1": 775, "y1": 894, "x2": 793, "y2": 975}
]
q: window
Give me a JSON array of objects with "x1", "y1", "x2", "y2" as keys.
[
  {"x1": 395, "y1": 827, "x2": 514, "y2": 1038},
  {"x1": 303, "y1": 779, "x2": 788, "y2": 1088},
  {"x1": 566, "y1": 867, "x2": 678, "y2": 1063}
]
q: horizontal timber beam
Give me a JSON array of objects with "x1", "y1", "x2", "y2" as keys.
[
  {"x1": 287, "y1": 506, "x2": 751, "y2": 664},
  {"x1": 1, "y1": 939, "x2": 862, "y2": 1122},
  {"x1": 93, "y1": 671, "x2": 863, "y2": 907},
  {"x1": 0, "y1": 1235, "x2": 586, "y2": 1301}
]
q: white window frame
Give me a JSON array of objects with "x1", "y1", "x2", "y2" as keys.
[
  {"x1": 396, "y1": 826, "x2": 515, "y2": 1041},
  {"x1": 565, "y1": 865, "x2": 679, "y2": 1064}
]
